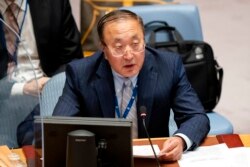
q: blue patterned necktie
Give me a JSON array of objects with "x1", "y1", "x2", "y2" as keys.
[{"x1": 121, "y1": 79, "x2": 138, "y2": 138}]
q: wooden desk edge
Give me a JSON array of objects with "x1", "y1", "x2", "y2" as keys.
[
  {"x1": 133, "y1": 134, "x2": 250, "y2": 147},
  {"x1": 10, "y1": 134, "x2": 250, "y2": 167}
]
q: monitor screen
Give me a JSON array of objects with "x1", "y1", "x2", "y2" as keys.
[{"x1": 34, "y1": 116, "x2": 133, "y2": 167}]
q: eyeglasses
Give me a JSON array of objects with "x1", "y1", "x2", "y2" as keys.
[{"x1": 106, "y1": 42, "x2": 145, "y2": 57}]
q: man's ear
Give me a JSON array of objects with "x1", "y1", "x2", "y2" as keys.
[
  {"x1": 98, "y1": 41, "x2": 105, "y2": 51},
  {"x1": 98, "y1": 42, "x2": 108, "y2": 59}
]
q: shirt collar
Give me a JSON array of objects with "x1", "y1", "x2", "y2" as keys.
[
  {"x1": 0, "y1": 1, "x2": 8, "y2": 14},
  {"x1": 112, "y1": 69, "x2": 138, "y2": 93},
  {"x1": 19, "y1": 0, "x2": 27, "y2": 11}
]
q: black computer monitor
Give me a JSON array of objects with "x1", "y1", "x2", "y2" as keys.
[{"x1": 34, "y1": 116, "x2": 133, "y2": 167}]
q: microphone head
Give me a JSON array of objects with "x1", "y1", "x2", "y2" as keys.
[{"x1": 139, "y1": 106, "x2": 147, "y2": 118}]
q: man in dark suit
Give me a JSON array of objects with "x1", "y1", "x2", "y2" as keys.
[
  {"x1": 53, "y1": 9, "x2": 210, "y2": 161},
  {"x1": 0, "y1": 0, "x2": 82, "y2": 96},
  {"x1": 0, "y1": 0, "x2": 82, "y2": 148}
]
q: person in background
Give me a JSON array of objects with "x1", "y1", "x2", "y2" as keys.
[
  {"x1": 54, "y1": 9, "x2": 210, "y2": 161},
  {"x1": 0, "y1": 0, "x2": 83, "y2": 148}
]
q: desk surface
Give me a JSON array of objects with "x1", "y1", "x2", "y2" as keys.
[
  {"x1": 11, "y1": 134, "x2": 250, "y2": 167},
  {"x1": 133, "y1": 134, "x2": 250, "y2": 167}
]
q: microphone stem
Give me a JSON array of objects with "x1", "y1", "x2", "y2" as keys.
[
  {"x1": 142, "y1": 118, "x2": 161, "y2": 167},
  {"x1": 0, "y1": 18, "x2": 21, "y2": 40}
]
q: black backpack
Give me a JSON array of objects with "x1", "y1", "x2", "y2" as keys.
[{"x1": 144, "y1": 21, "x2": 223, "y2": 111}]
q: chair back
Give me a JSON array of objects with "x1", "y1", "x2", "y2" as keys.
[
  {"x1": 40, "y1": 72, "x2": 66, "y2": 116},
  {"x1": 121, "y1": 4, "x2": 203, "y2": 41}
]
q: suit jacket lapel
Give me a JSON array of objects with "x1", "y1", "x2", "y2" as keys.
[
  {"x1": 94, "y1": 57, "x2": 116, "y2": 118},
  {"x1": 137, "y1": 51, "x2": 158, "y2": 137}
]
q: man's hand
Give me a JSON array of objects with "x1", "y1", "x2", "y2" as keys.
[
  {"x1": 158, "y1": 136, "x2": 185, "y2": 161},
  {"x1": 23, "y1": 77, "x2": 50, "y2": 96}
]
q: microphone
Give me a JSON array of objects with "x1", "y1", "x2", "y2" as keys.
[{"x1": 140, "y1": 106, "x2": 161, "y2": 167}]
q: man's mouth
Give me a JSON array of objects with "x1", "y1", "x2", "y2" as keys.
[{"x1": 124, "y1": 64, "x2": 134, "y2": 68}]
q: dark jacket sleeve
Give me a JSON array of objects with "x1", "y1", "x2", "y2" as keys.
[
  {"x1": 30, "y1": 0, "x2": 83, "y2": 77},
  {"x1": 170, "y1": 54, "x2": 210, "y2": 149}
]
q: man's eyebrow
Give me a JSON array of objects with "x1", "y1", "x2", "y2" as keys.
[
  {"x1": 132, "y1": 34, "x2": 140, "y2": 39},
  {"x1": 132, "y1": 34, "x2": 144, "y2": 42},
  {"x1": 113, "y1": 38, "x2": 122, "y2": 44},
  {"x1": 111, "y1": 34, "x2": 141, "y2": 44}
]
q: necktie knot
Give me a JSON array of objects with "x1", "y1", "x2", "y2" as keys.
[
  {"x1": 123, "y1": 79, "x2": 132, "y2": 88},
  {"x1": 9, "y1": 3, "x2": 18, "y2": 11},
  {"x1": 6, "y1": 3, "x2": 19, "y2": 17}
]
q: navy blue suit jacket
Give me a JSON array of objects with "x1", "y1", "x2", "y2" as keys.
[{"x1": 54, "y1": 47, "x2": 210, "y2": 149}]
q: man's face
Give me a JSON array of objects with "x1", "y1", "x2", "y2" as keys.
[{"x1": 102, "y1": 18, "x2": 145, "y2": 78}]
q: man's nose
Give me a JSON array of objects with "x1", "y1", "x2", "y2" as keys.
[{"x1": 123, "y1": 48, "x2": 134, "y2": 59}]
